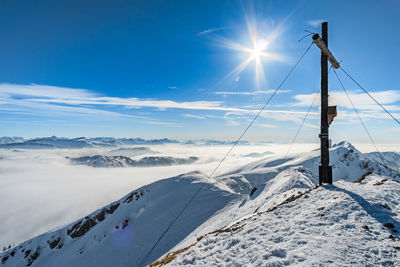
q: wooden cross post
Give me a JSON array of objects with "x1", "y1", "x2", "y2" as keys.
[{"x1": 312, "y1": 22, "x2": 340, "y2": 185}]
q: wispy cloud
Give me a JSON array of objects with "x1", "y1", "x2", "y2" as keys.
[
  {"x1": 215, "y1": 90, "x2": 291, "y2": 96},
  {"x1": 2, "y1": 83, "x2": 398, "y2": 130},
  {"x1": 256, "y1": 123, "x2": 277, "y2": 128},
  {"x1": 29, "y1": 96, "x2": 237, "y2": 111},
  {"x1": 306, "y1": 19, "x2": 325, "y2": 28},
  {"x1": 182, "y1": 114, "x2": 206, "y2": 119},
  {"x1": 0, "y1": 84, "x2": 181, "y2": 126},
  {"x1": 197, "y1": 27, "x2": 231, "y2": 36},
  {"x1": 0, "y1": 84, "x2": 305, "y2": 118},
  {"x1": 0, "y1": 83, "x2": 96, "y2": 99},
  {"x1": 293, "y1": 90, "x2": 400, "y2": 111},
  {"x1": 291, "y1": 90, "x2": 400, "y2": 123},
  {"x1": 0, "y1": 83, "x2": 235, "y2": 112},
  {"x1": 227, "y1": 120, "x2": 240, "y2": 126}
]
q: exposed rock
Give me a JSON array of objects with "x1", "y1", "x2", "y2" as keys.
[
  {"x1": 374, "y1": 179, "x2": 388, "y2": 186},
  {"x1": 106, "y1": 203, "x2": 120, "y2": 214},
  {"x1": 354, "y1": 171, "x2": 372, "y2": 183},
  {"x1": 95, "y1": 209, "x2": 106, "y2": 222},
  {"x1": 67, "y1": 217, "x2": 97, "y2": 239},
  {"x1": 122, "y1": 219, "x2": 129, "y2": 229},
  {"x1": 384, "y1": 223, "x2": 395, "y2": 229},
  {"x1": 379, "y1": 203, "x2": 391, "y2": 210},
  {"x1": 1, "y1": 255, "x2": 8, "y2": 263},
  {"x1": 250, "y1": 187, "x2": 257, "y2": 197},
  {"x1": 47, "y1": 237, "x2": 62, "y2": 250},
  {"x1": 124, "y1": 190, "x2": 145, "y2": 203},
  {"x1": 26, "y1": 251, "x2": 39, "y2": 266},
  {"x1": 24, "y1": 250, "x2": 30, "y2": 259}
]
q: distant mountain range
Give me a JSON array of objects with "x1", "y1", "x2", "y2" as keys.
[
  {"x1": 0, "y1": 136, "x2": 179, "y2": 149},
  {"x1": 0, "y1": 137, "x2": 24, "y2": 144},
  {"x1": 0, "y1": 136, "x2": 272, "y2": 149}
]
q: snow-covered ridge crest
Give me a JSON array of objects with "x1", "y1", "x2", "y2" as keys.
[{"x1": 332, "y1": 140, "x2": 358, "y2": 151}]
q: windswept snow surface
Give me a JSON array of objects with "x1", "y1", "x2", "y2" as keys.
[
  {"x1": 170, "y1": 177, "x2": 400, "y2": 266},
  {"x1": 1, "y1": 141, "x2": 400, "y2": 266}
]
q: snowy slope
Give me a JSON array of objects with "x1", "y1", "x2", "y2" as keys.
[
  {"x1": 1, "y1": 141, "x2": 399, "y2": 266},
  {"x1": 167, "y1": 176, "x2": 400, "y2": 266},
  {"x1": 0, "y1": 172, "x2": 239, "y2": 267}
]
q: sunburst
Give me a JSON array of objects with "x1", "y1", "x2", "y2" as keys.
[{"x1": 209, "y1": 19, "x2": 285, "y2": 89}]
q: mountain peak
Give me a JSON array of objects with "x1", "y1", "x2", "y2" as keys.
[{"x1": 333, "y1": 140, "x2": 356, "y2": 150}]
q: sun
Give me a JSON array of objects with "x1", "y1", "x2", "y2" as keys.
[
  {"x1": 249, "y1": 47, "x2": 261, "y2": 61},
  {"x1": 248, "y1": 38, "x2": 268, "y2": 62},
  {"x1": 206, "y1": 21, "x2": 285, "y2": 89}
]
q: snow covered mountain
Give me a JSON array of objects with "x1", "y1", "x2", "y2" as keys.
[
  {"x1": 0, "y1": 137, "x2": 24, "y2": 145},
  {"x1": 0, "y1": 136, "x2": 96, "y2": 149},
  {"x1": 68, "y1": 155, "x2": 199, "y2": 168},
  {"x1": 1, "y1": 141, "x2": 399, "y2": 266},
  {"x1": 107, "y1": 147, "x2": 159, "y2": 157}
]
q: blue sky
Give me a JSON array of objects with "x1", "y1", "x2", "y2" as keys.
[{"x1": 1, "y1": 0, "x2": 400, "y2": 143}]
